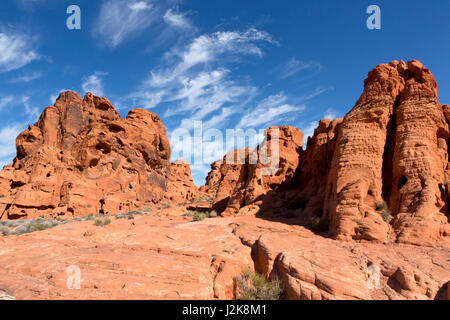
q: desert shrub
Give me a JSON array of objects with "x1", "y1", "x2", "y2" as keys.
[
  {"x1": 375, "y1": 200, "x2": 392, "y2": 223},
  {"x1": 234, "y1": 269, "x2": 283, "y2": 300},
  {"x1": 192, "y1": 212, "x2": 209, "y2": 221},
  {"x1": 0, "y1": 226, "x2": 10, "y2": 236},
  {"x1": 56, "y1": 217, "x2": 68, "y2": 223},
  {"x1": 115, "y1": 210, "x2": 145, "y2": 220},
  {"x1": 25, "y1": 220, "x2": 54, "y2": 233},
  {"x1": 114, "y1": 212, "x2": 126, "y2": 219},
  {"x1": 0, "y1": 194, "x2": 4, "y2": 198},
  {"x1": 157, "y1": 202, "x2": 171, "y2": 210},
  {"x1": 129, "y1": 210, "x2": 144, "y2": 215},
  {"x1": 94, "y1": 218, "x2": 111, "y2": 227},
  {"x1": 0, "y1": 220, "x2": 18, "y2": 227},
  {"x1": 310, "y1": 215, "x2": 328, "y2": 231},
  {"x1": 14, "y1": 225, "x2": 29, "y2": 235},
  {"x1": 182, "y1": 210, "x2": 217, "y2": 222},
  {"x1": 375, "y1": 200, "x2": 387, "y2": 211},
  {"x1": 381, "y1": 209, "x2": 392, "y2": 223}
]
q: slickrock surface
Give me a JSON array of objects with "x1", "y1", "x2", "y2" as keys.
[
  {"x1": 0, "y1": 91, "x2": 197, "y2": 220},
  {"x1": 0, "y1": 214, "x2": 448, "y2": 300},
  {"x1": 204, "y1": 60, "x2": 450, "y2": 246}
]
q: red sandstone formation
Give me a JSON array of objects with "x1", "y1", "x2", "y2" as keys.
[
  {"x1": 202, "y1": 126, "x2": 303, "y2": 216},
  {"x1": 0, "y1": 60, "x2": 448, "y2": 301},
  {"x1": 204, "y1": 60, "x2": 450, "y2": 246},
  {"x1": 0, "y1": 91, "x2": 197, "y2": 219}
]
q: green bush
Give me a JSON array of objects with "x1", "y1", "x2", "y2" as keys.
[
  {"x1": 115, "y1": 210, "x2": 145, "y2": 220},
  {"x1": 183, "y1": 210, "x2": 218, "y2": 222},
  {"x1": 310, "y1": 215, "x2": 328, "y2": 231},
  {"x1": 157, "y1": 203, "x2": 171, "y2": 210},
  {"x1": 376, "y1": 200, "x2": 392, "y2": 223},
  {"x1": 94, "y1": 218, "x2": 111, "y2": 226},
  {"x1": 0, "y1": 226, "x2": 10, "y2": 236},
  {"x1": 234, "y1": 269, "x2": 283, "y2": 300}
]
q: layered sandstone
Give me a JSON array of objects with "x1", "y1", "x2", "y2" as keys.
[
  {"x1": 204, "y1": 60, "x2": 450, "y2": 246},
  {"x1": 0, "y1": 91, "x2": 197, "y2": 219},
  {"x1": 203, "y1": 126, "x2": 303, "y2": 215},
  {"x1": 325, "y1": 60, "x2": 449, "y2": 245},
  {"x1": 0, "y1": 213, "x2": 448, "y2": 300}
]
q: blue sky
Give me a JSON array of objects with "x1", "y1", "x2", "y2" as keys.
[{"x1": 0, "y1": 0, "x2": 449, "y2": 185}]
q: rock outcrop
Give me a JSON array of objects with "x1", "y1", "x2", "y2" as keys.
[
  {"x1": 203, "y1": 126, "x2": 303, "y2": 216},
  {"x1": 0, "y1": 213, "x2": 448, "y2": 300},
  {"x1": 204, "y1": 60, "x2": 450, "y2": 246},
  {"x1": 0, "y1": 91, "x2": 197, "y2": 219},
  {"x1": 325, "y1": 60, "x2": 449, "y2": 245}
]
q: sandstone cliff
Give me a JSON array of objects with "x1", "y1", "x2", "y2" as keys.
[
  {"x1": 203, "y1": 60, "x2": 450, "y2": 246},
  {"x1": 0, "y1": 91, "x2": 197, "y2": 219}
]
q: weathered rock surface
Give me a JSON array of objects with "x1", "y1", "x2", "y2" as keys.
[
  {"x1": 203, "y1": 126, "x2": 303, "y2": 215},
  {"x1": 204, "y1": 60, "x2": 450, "y2": 246},
  {"x1": 168, "y1": 159, "x2": 197, "y2": 204},
  {"x1": 0, "y1": 213, "x2": 447, "y2": 300},
  {"x1": 325, "y1": 60, "x2": 449, "y2": 245},
  {"x1": 0, "y1": 91, "x2": 197, "y2": 219}
]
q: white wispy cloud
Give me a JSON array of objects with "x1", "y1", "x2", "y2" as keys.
[
  {"x1": 300, "y1": 121, "x2": 319, "y2": 146},
  {"x1": 9, "y1": 72, "x2": 42, "y2": 83},
  {"x1": 297, "y1": 87, "x2": 333, "y2": 102},
  {"x1": 237, "y1": 92, "x2": 305, "y2": 128},
  {"x1": 163, "y1": 8, "x2": 192, "y2": 30},
  {"x1": 133, "y1": 27, "x2": 278, "y2": 185},
  {"x1": 134, "y1": 28, "x2": 276, "y2": 114},
  {"x1": 82, "y1": 72, "x2": 108, "y2": 96},
  {"x1": 0, "y1": 95, "x2": 15, "y2": 111},
  {"x1": 0, "y1": 30, "x2": 40, "y2": 72},
  {"x1": 21, "y1": 96, "x2": 40, "y2": 122},
  {"x1": 279, "y1": 58, "x2": 322, "y2": 80},
  {"x1": 0, "y1": 123, "x2": 25, "y2": 166},
  {"x1": 147, "y1": 28, "x2": 276, "y2": 88},
  {"x1": 0, "y1": 95, "x2": 39, "y2": 122},
  {"x1": 93, "y1": 0, "x2": 158, "y2": 48}
]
